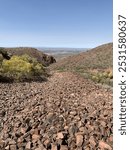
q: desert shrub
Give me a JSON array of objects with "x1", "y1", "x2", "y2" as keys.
[
  {"x1": 91, "y1": 70, "x2": 113, "y2": 86},
  {"x1": 0, "y1": 55, "x2": 48, "y2": 82},
  {"x1": 92, "y1": 75, "x2": 100, "y2": 83}
]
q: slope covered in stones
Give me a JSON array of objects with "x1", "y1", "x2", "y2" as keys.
[{"x1": 0, "y1": 72, "x2": 112, "y2": 150}]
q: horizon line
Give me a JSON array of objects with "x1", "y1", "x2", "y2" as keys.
[{"x1": 1, "y1": 46, "x2": 91, "y2": 49}]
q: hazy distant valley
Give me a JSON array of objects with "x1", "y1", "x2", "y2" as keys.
[{"x1": 37, "y1": 47, "x2": 89, "y2": 60}]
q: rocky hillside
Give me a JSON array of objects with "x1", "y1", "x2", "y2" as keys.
[
  {"x1": 50, "y1": 43, "x2": 113, "y2": 86},
  {"x1": 4, "y1": 47, "x2": 56, "y2": 66},
  {"x1": 50, "y1": 43, "x2": 112, "y2": 70},
  {"x1": 0, "y1": 72, "x2": 112, "y2": 150}
]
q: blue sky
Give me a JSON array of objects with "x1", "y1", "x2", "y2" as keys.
[{"x1": 0, "y1": 0, "x2": 112, "y2": 48}]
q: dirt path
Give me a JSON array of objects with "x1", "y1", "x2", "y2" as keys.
[{"x1": 0, "y1": 71, "x2": 112, "y2": 150}]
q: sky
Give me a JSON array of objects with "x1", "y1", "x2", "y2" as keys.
[{"x1": 0, "y1": 0, "x2": 112, "y2": 48}]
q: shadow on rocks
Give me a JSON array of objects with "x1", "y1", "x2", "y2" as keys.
[{"x1": 0, "y1": 75, "x2": 48, "y2": 83}]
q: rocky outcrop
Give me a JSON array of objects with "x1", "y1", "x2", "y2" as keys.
[{"x1": 0, "y1": 48, "x2": 11, "y2": 60}]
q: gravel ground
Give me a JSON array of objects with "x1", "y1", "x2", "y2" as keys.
[{"x1": 0, "y1": 72, "x2": 113, "y2": 150}]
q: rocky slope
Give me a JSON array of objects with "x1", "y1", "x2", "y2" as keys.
[
  {"x1": 0, "y1": 71, "x2": 112, "y2": 150},
  {"x1": 49, "y1": 43, "x2": 113, "y2": 86},
  {"x1": 50, "y1": 43, "x2": 112, "y2": 71}
]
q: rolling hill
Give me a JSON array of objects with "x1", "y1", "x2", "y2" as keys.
[
  {"x1": 50, "y1": 43, "x2": 113, "y2": 86},
  {"x1": 3, "y1": 47, "x2": 56, "y2": 66}
]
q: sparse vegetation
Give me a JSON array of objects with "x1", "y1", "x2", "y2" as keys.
[
  {"x1": 0, "y1": 54, "x2": 48, "y2": 82},
  {"x1": 50, "y1": 43, "x2": 113, "y2": 86},
  {"x1": 90, "y1": 69, "x2": 113, "y2": 86}
]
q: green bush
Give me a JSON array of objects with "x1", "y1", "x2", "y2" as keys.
[
  {"x1": 91, "y1": 70, "x2": 113, "y2": 86},
  {"x1": 0, "y1": 55, "x2": 48, "y2": 82}
]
